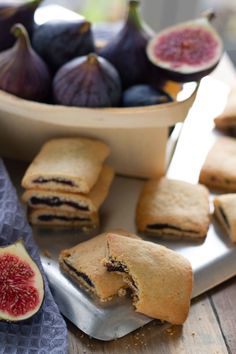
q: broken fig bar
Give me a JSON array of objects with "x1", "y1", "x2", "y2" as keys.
[
  {"x1": 59, "y1": 230, "x2": 140, "y2": 301},
  {"x1": 0, "y1": 240, "x2": 44, "y2": 322},
  {"x1": 103, "y1": 234, "x2": 193, "y2": 324}
]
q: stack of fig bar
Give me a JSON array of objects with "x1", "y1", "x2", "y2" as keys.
[{"x1": 21, "y1": 137, "x2": 114, "y2": 229}]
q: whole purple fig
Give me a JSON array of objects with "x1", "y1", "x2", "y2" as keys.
[
  {"x1": 0, "y1": 0, "x2": 42, "y2": 51},
  {"x1": 99, "y1": 0, "x2": 162, "y2": 89},
  {"x1": 53, "y1": 53, "x2": 121, "y2": 108},
  {"x1": 0, "y1": 23, "x2": 51, "y2": 102}
]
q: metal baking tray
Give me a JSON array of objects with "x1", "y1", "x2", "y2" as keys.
[{"x1": 6, "y1": 76, "x2": 236, "y2": 341}]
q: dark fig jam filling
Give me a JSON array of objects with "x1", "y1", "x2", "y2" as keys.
[
  {"x1": 218, "y1": 206, "x2": 230, "y2": 229},
  {"x1": 147, "y1": 223, "x2": 198, "y2": 234},
  {"x1": 30, "y1": 196, "x2": 89, "y2": 211},
  {"x1": 38, "y1": 215, "x2": 90, "y2": 222},
  {"x1": 106, "y1": 258, "x2": 129, "y2": 273},
  {"x1": 64, "y1": 260, "x2": 94, "y2": 288},
  {"x1": 33, "y1": 177, "x2": 76, "y2": 187}
]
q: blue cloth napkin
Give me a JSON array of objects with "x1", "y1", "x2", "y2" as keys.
[{"x1": 0, "y1": 160, "x2": 68, "y2": 354}]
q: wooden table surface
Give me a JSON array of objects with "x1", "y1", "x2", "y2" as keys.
[{"x1": 64, "y1": 56, "x2": 236, "y2": 354}]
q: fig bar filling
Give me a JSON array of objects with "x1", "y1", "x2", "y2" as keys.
[
  {"x1": 30, "y1": 196, "x2": 89, "y2": 212},
  {"x1": 33, "y1": 177, "x2": 76, "y2": 187},
  {"x1": 63, "y1": 259, "x2": 94, "y2": 288},
  {"x1": 147, "y1": 223, "x2": 199, "y2": 235},
  {"x1": 38, "y1": 214, "x2": 91, "y2": 222},
  {"x1": 0, "y1": 241, "x2": 44, "y2": 322},
  {"x1": 105, "y1": 258, "x2": 139, "y2": 296}
]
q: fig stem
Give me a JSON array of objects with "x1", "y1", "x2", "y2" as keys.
[
  {"x1": 201, "y1": 9, "x2": 215, "y2": 22},
  {"x1": 79, "y1": 21, "x2": 91, "y2": 34},
  {"x1": 87, "y1": 53, "x2": 98, "y2": 64},
  {"x1": 30, "y1": 0, "x2": 43, "y2": 6},
  {"x1": 11, "y1": 23, "x2": 30, "y2": 49},
  {"x1": 127, "y1": 0, "x2": 142, "y2": 30}
]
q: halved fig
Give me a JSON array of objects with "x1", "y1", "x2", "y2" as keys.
[
  {"x1": 147, "y1": 11, "x2": 223, "y2": 82},
  {"x1": 0, "y1": 240, "x2": 44, "y2": 322}
]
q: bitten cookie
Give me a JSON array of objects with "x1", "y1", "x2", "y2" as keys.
[
  {"x1": 103, "y1": 234, "x2": 193, "y2": 324},
  {"x1": 136, "y1": 177, "x2": 210, "y2": 240},
  {"x1": 21, "y1": 137, "x2": 110, "y2": 193},
  {"x1": 199, "y1": 137, "x2": 236, "y2": 191},
  {"x1": 22, "y1": 165, "x2": 114, "y2": 214},
  {"x1": 59, "y1": 230, "x2": 140, "y2": 301},
  {"x1": 214, "y1": 194, "x2": 236, "y2": 243},
  {"x1": 28, "y1": 208, "x2": 99, "y2": 228}
]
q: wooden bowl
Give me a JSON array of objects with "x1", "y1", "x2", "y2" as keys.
[{"x1": 0, "y1": 82, "x2": 198, "y2": 178}]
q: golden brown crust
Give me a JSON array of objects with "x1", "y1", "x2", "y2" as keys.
[
  {"x1": 59, "y1": 231, "x2": 140, "y2": 300},
  {"x1": 28, "y1": 208, "x2": 99, "y2": 228},
  {"x1": 21, "y1": 137, "x2": 110, "y2": 193},
  {"x1": 214, "y1": 194, "x2": 236, "y2": 243},
  {"x1": 199, "y1": 137, "x2": 236, "y2": 191},
  {"x1": 22, "y1": 165, "x2": 114, "y2": 214},
  {"x1": 136, "y1": 177, "x2": 210, "y2": 240},
  {"x1": 104, "y1": 234, "x2": 193, "y2": 324}
]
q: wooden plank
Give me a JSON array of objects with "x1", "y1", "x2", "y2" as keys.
[
  {"x1": 67, "y1": 294, "x2": 228, "y2": 354},
  {"x1": 210, "y1": 277, "x2": 236, "y2": 354}
]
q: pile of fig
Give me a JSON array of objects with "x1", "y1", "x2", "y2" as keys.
[{"x1": 0, "y1": 0, "x2": 223, "y2": 108}]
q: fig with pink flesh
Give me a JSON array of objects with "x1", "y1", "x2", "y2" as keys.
[
  {"x1": 0, "y1": 23, "x2": 51, "y2": 102},
  {"x1": 147, "y1": 11, "x2": 223, "y2": 82},
  {"x1": 53, "y1": 53, "x2": 121, "y2": 108},
  {"x1": 0, "y1": 240, "x2": 44, "y2": 322}
]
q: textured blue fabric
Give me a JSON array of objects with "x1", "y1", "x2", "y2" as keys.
[{"x1": 0, "y1": 160, "x2": 68, "y2": 354}]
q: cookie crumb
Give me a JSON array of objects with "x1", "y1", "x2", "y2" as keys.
[{"x1": 118, "y1": 288, "x2": 127, "y2": 297}]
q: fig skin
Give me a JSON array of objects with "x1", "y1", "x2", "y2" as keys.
[
  {"x1": 32, "y1": 19, "x2": 95, "y2": 72},
  {"x1": 0, "y1": 240, "x2": 44, "y2": 322},
  {"x1": 147, "y1": 11, "x2": 223, "y2": 82},
  {"x1": 0, "y1": 0, "x2": 41, "y2": 51},
  {"x1": 0, "y1": 23, "x2": 51, "y2": 102},
  {"x1": 122, "y1": 85, "x2": 173, "y2": 107},
  {"x1": 99, "y1": 0, "x2": 162, "y2": 89},
  {"x1": 53, "y1": 53, "x2": 122, "y2": 108}
]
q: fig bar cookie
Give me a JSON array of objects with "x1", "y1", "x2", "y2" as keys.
[
  {"x1": 199, "y1": 137, "x2": 236, "y2": 191},
  {"x1": 214, "y1": 194, "x2": 236, "y2": 243},
  {"x1": 59, "y1": 231, "x2": 140, "y2": 301},
  {"x1": 22, "y1": 137, "x2": 110, "y2": 193},
  {"x1": 136, "y1": 177, "x2": 210, "y2": 240},
  {"x1": 29, "y1": 208, "x2": 99, "y2": 228},
  {"x1": 103, "y1": 234, "x2": 193, "y2": 324},
  {"x1": 22, "y1": 165, "x2": 114, "y2": 214}
]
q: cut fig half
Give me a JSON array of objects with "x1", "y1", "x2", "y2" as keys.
[
  {"x1": 147, "y1": 11, "x2": 223, "y2": 82},
  {"x1": 0, "y1": 240, "x2": 44, "y2": 322}
]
